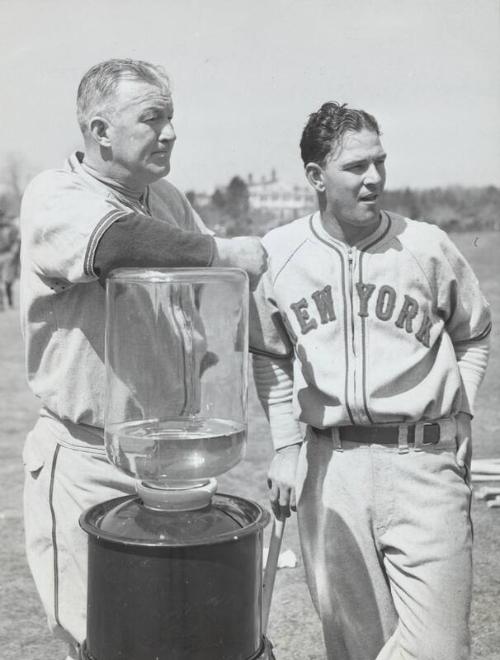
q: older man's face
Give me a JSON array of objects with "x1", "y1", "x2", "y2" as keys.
[{"x1": 105, "y1": 78, "x2": 176, "y2": 190}]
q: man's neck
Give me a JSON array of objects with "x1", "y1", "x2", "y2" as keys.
[
  {"x1": 320, "y1": 211, "x2": 382, "y2": 246},
  {"x1": 81, "y1": 153, "x2": 146, "y2": 199}
]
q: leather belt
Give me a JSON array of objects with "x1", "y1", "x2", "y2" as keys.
[{"x1": 312, "y1": 423, "x2": 441, "y2": 446}]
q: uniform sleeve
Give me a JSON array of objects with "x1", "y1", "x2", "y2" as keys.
[
  {"x1": 20, "y1": 170, "x2": 130, "y2": 288},
  {"x1": 249, "y1": 234, "x2": 299, "y2": 448},
  {"x1": 436, "y1": 229, "x2": 492, "y2": 343},
  {"x1": 435, "y1": 229, "x2": 492, "y2": 414},
  {"x1": 454, "y1": 335, "x2": 490, "y2": 416},
  {"x1": 249, "y1": 267, "x2": 294, "y2": 359},
  {"x1": 252, "y1": 353, "x2": 303, "y2": 450},
  {"x1": 21, "y1": 171, "x2": 217, "y2": 290},
  {"x1": 94, "y1": 213, "x2": 215, "y2": 278}
]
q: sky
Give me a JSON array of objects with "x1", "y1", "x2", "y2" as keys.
[{"x1": 1, "y1": 0, "x2": 499, "y2": 194}]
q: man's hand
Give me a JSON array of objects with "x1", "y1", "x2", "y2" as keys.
[
  {"x1": 456, "y1": 411, "x2": 472, "y2": 479},
  {"x1": 267, "y1": 443, "x2": 301, "y2": 520},
  {"x1": 213, "y1": 237, "x2": 267, "y2": 288}
]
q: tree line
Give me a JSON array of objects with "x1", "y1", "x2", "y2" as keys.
[
  {"x1": 187, "y1": 176, "x2": 255, "y2": 237},
  {"x1": 188, "y1": 177, "x2": 500, "y2": 237},
  {"x1": 381, "y1": 186, "x2": 500, "y2": 233}
]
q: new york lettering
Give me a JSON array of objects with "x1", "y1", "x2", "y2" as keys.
[{"x1": 289, "y1": 283, "x2": 431, "y2": 347}]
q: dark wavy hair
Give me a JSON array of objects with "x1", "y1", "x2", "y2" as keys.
[{"x1": 300, "y1": 102, "x2": 380, "y2": 167}]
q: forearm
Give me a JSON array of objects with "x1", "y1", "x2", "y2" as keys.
[
  {"x1": 252, "y1": 353, "x2": 302, "y2": 450},
  {"x1": 94, "y1": 213, "x2": 215, "y2": 278},
  {"x1": 454, "y1": 335, "x2": 490, "y2": 416}
]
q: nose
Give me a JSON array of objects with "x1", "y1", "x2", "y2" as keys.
[
  {"x1": 364, "y1": 162, "x2": 384, "y2": 187},
  {"x1": 159, "y1": 121, "x2": 176, "y2": 143}
]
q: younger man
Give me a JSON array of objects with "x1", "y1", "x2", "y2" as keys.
[{"x1": 252, "y1": 102, "x2": 490, "y2": 659}]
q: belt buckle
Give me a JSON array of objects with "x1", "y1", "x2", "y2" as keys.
[{"x1": 422, "y1": 422, "x2": 440, "y2": 446}]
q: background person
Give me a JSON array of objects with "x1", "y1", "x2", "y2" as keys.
[
  {"x1": 3, "y1": 223, "x2": 20, "y2": 308},
  {"x1": 252, "y1": 101, "x2": 491, "y2": 659},
  {"x1": 0, "y1": 211, "x2": 20, "y2": 310},
  {"x1": 20, "y1": 58, "x2": 267, "y2": 660}
]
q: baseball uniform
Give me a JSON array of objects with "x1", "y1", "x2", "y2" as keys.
[
  {"x1": 20, "y1": 151, "x2": 214, "y2": 649},
  {"x1": 252, "y1": 210, "x2": 491, "y2": 659}
]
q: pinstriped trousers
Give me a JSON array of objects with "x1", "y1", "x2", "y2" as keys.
[
  {"x1": 23, "y1": 415, "x2": 136, "y2": 654},
  {"x1": 296, "y1": 421, "x2": 473, "y2": 660}
]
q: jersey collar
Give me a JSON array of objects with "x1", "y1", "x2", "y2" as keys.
[
  {"x1": 310, "y1": 210, "x2": 391, "y2": 252},
  {"x1": 66, "y1": 152, "x2": 151, "y2": 212}
]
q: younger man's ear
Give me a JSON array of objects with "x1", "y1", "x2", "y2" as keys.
[
  {"x1": 305, "y1": 162, "x2": 325, "y2": 193},
  {"x1": 89, "y1": 116, "x2": 112, "y2": 148}
]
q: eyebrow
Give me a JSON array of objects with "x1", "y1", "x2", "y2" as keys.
[
  {"x1": 129, "y1": 92, "x2": 172, "y2": 109},
  {"x1": 342, "y1": 153, "x2": 387, "y2": 168},
  {"x1": 139, "y1": 104, "x2": 173, "y2": 116}
]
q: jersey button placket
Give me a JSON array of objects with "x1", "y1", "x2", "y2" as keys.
[
  {"x1": 354, "y1": 250, "x2": 371, "y2": 426},
  {"x1": 346, "y1": 247, "x2": 363, "y2": 425}
]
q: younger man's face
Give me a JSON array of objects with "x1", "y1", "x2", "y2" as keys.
[{"x1": 320, "y1": 128, "x2": 387, "y2": 229}]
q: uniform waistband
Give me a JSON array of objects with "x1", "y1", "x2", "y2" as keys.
[
  {"x1": 40, "y1": 407, "x2": 106, "y2": 453},
  {"x1": 311, "y1": 418, "x2": 457, "y2": 453}
]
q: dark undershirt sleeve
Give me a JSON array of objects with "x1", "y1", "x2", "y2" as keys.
[{"x1": 93, "y1": 213, "x2": 215, "y2": 278}]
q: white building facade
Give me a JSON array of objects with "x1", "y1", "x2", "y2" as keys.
[{"x1": 247, "y1": 171, "x2": 316, "y2": 222}]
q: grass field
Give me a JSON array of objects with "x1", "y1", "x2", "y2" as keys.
[{"x1": 1, "y1": 231, "x2": 499, "y2": 659}]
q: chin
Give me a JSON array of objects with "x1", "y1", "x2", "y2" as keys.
[
  {"x1": 359, "y1": 209, "x2": 380, "y2": 224},
  {"x1": 146, "y1": 165, "x2": 171, "y2": 183}
]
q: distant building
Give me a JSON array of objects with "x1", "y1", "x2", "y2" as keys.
[
  {"x1": 192, "y1": 191, "x2": 212, "y2": 208},
  {"x1": 189, "y1": 170, "x2": 317, "y2": 236},
  {"x1": 247, "y1": 170, "x2": 316, "y2": 222}
]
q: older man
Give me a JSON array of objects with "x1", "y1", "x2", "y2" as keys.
[
  {"x1": 252, "y1": 102, "x2": 491, "y2": 659},
  {"x1": 20, "y1": 58, "x2": 266, "y2": 659}
]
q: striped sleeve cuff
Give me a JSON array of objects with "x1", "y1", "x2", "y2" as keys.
[{"x1": 84, "y1": 208, "x2": 128, "y2": 277}]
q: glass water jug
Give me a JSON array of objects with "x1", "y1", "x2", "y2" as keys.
[{"x1": 104, "y1": 268, "x2": 249, "y2": 504}]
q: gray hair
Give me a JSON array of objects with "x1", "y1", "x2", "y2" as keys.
[{"x1": 76, "y1": 58, "x2": 171, "y2": 135}]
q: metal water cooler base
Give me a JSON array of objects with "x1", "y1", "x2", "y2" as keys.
[{"x1": 80, "y1": 494, "x2": 272, "y2": 660}]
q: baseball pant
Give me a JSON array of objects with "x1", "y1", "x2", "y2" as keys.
[
  {"x1": 296, "y1": 419, "x2": 473, "y2": 660},
  {"x1": 23, "y1": 414, "x2": 136, "y2": 654}
]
